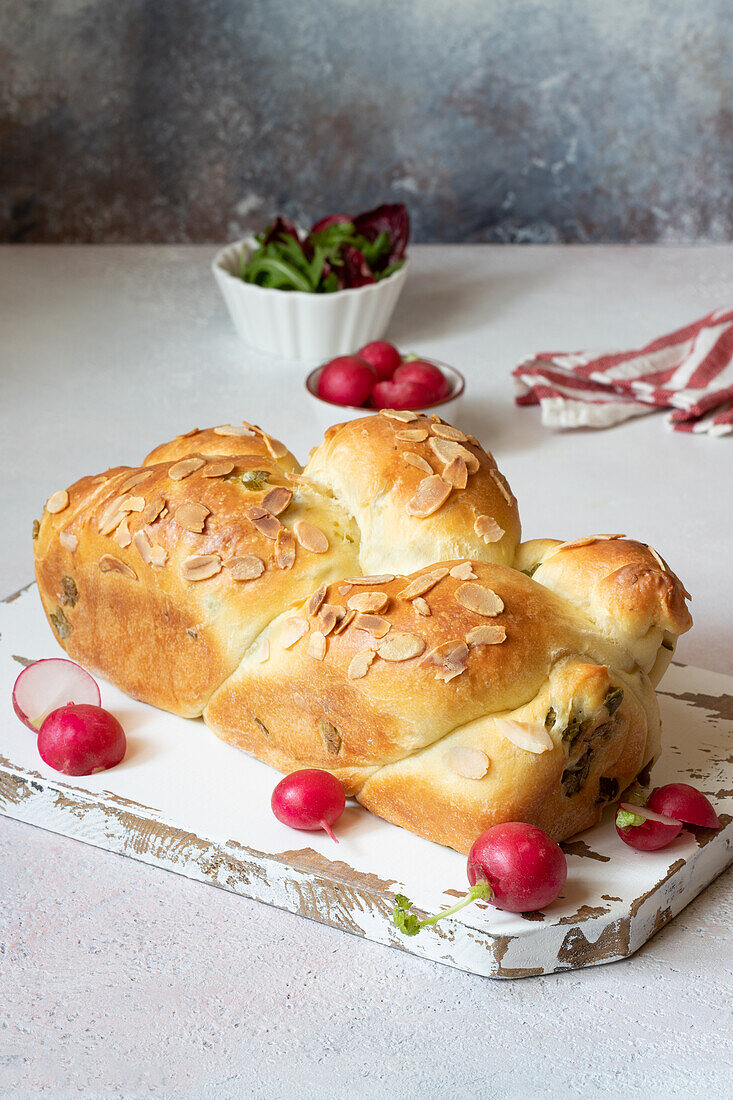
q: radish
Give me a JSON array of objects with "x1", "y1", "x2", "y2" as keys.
[
  {"x1": 38, "y1": 703, "x2": 126, "y2": 776},
  {"x1": 13, "y1": 658, "x2": 101, "y2": 731},
  {"x1": 357, "y1": 341, "x2": 402, "y2": 381},
  {"x1": 271, "y1": 769, "x2": 346, "y2": 842},
  {"x1": 393, "y1": 360, "x2": 451, "y2": 402},
  {"x1": 647, "y1": 783, "x2": 720, "y2": 829},
  {"x1": 372, "y1": 377, "x2": 435, "y2": 411},
  {"x1": 615, "y1": 802, "x2": 683, "y2": 851},
  {"x1": 393, "y1": 822, "x2": 567, "y2": 934},
  {"x1": 318, "y1": 356, "x2": 375, "y2": 407}
]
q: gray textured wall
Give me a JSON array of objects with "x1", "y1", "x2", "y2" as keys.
[{"x1": 2, "y1": 0, "x2": 732, "y2": 244}]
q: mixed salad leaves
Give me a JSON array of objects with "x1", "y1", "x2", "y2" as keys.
[{"x1": 240, "y1": 204, "x2": 409, "y2": 293}]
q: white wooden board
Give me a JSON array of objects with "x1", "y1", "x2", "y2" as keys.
[{"x1": 1, "y1": 582, "x2": 731, "y2": 978}]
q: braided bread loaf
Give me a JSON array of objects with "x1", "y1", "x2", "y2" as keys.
[{"x1": 33, "y1": 411, "x2": 692, "y2": 852}]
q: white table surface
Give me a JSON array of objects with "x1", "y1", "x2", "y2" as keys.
[{"x1": 1, "y1": 244, "x2": 732, "y2": 1098}]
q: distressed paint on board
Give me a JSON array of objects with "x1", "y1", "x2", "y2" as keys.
[{"x1": 1, "y1": 584, "x2": 732, "y2": 978}]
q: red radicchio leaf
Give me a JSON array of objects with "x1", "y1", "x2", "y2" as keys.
[
  {"x1": 352, "y1": 203, "x2": 410, "y2": 265},
  {"x1": 261, "y1": 216, "x2": 301, "y2": 246},
  {"x1": 338, "y1": 245, "x2": 377, "y2": 289},
  {"x1": 310, "y1": 213, "x2": 352, "y2": 234}
]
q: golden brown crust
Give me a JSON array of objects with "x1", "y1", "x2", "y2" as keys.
[
  {"x1": 303, "y1": 413, "x2": 521, "y2": 574},
  {"x1": 33, "y1": 413, "x2": 692, "y2": 850},
  {"x1": 144, "y1": 423, "x2": 300, "y2": 474}
]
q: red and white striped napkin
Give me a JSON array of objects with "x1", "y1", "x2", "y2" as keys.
[{"x1": 513, "y1": 306, "x2": 733, "y2": 436}]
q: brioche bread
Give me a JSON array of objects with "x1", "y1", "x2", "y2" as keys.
[{"x1": 33, "y1": 411, "x2": 691, "y2": 852}]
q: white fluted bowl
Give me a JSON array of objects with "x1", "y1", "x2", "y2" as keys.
[{"x1": 212, "y1": 237, "x2": 409, "y2": 361}]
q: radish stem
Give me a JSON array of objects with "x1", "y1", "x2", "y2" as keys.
[
  {"x1": 393, "y1": 881, "x2": 493, "y2": 936},
  {"x1": 320, "y1": 819, "x2": 339, "y2": 843}
]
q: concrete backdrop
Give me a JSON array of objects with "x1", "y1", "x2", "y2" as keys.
[{"x1": 1, "y1": 0, "x2": 732, "y2": 244}]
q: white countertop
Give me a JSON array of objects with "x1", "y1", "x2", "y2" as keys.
[{"x1": 1, "y1": 245, "x2": 732, "y2": 1097}]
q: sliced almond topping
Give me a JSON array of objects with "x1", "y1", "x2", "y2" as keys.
[
  {"x1": 456, "y1": 582, "x2": 504, "y2": 617},
  {"x1": 181, "y1": 554, "x2": 222, "y2": 581},
  {"x1": 648, "y1": 546, "x2": 667, "y2": 572},
  {"x1": 307, "y1": 630, "x2": 327, "y2": 660},
  {"x1": 466, "y1": 624, "x2": 506, "y2": 646},
  {"x1": 99, "y1": 554, "x2": 137, "y2": 579},
  {"x1": 247, "y1": 507, "x2": 281, "y2": 540},
  {"x1": 97, "y1": 499, "x2": 129, "y2": 536},
  {"x1": 404, "y1": 452, "x2": 433, "y2": 475},
  {"x1": 59, "y1": 529, "x2": 78, "y2": 553},
  {"x1": 421, "y1": 640, "x2": 469, "y2": 682},
  {"x1": 118, "y1": 470, "x2": 154, "y2": 494},
  {"x1": 353, "y1": 613, "x2": 391, "y2": 638},
  {"x1": 275, "y1": 528, "x2": 296, "y2": 569},
  {"x1": 226, "y1": 555, "x2": 265, "y2": 581},
  {"x1": 279, "y1": 616, "x2": 308, "y2": 649},
  {"x1": 377, "y1": 632, "x2": 425, "y2": 661},
  {"x1": 148, "y1": 542, "x2": 168, "y2": 567},
  {"x1": 406, "y1": 475, "x2": 452, "y2": 518},
  {"x1": 490, "y1": 469, "x2": 514, "y2": 504},
  {"x1": 174, "y1": 502, "x2": 211, "y2": 534},
  {"x1": 141, "y1": 496, "x2": 166, "y2": 525},
  {"x1": 412, "y1": 596, "x2": 431, "y2": 616},
  {"x1": 450, "y1": 562, "x2": 477, "y2": 580},
  {"x1": 430, "y1": 423, "x2": 468, "y2": 443},
  {"x1": 179, "y1": 427, "x2": 199, "y2": 438},
  {"x1": 132, "y1": 529, "x2": 153, "y2": 563},
  {"x1": 308, "y1": 583, "x2": 328, "y2": 617},
  {"x1": 332, "y1": 608, "x2": 356, "y2": 635},
  {"x1": 133, "y1": 529, "x2": 167, "y2": 566},
  {"x1": 445, "y1": 746, "x2": 489, "y2": 779},
  {"x1": 125, "y1": 496, "x2": 146, "y2": 513},
  {"x1": 114, "y1": 518, "x2": 132, "y2": 549},
  {"x1": 494, "y1": 717, "x2": 553, "y2": 754},
  {"x1": 429, "y1": 437, "x2": 480, "y2": 474},
  {"x1": 262, "y1": 487, "x2": 293, "y2": 515},
  {"x1": 337, "y1": 583, "x2": 352, "y2": 596},
  {"x1": 348, "y1": 650, "x2": 376, "y2": 680},
  {"x1": 169, "y1": 457, "x2": 206, "y2": 481},
  {"x1": 293, "y1": 520, "x2": 329, "y2": 554},
  {"x1": 443, "y1": 455, "x2": 468, "y2": 489},
  {"x1": 263, "y1": 434, "x2": 288, "y2": 460},
  {"x1": 253, "y1": 638, "x2": 270, "y2": 663},
  {"x1": 316, "y1": 607, "x2": 338, "y2": 633},
  {"x1": 344, "y1": 574, "x2": 396, "y2": 585},
  {"x1": 396, "y1": 428, "x2": 429, "y2": 442},
  {"x1": 474, "y1": 514, "x2": 504, "y2": 543},
  {"x1": 380, "y1": 409, "x2": 418, "y2": 422},
  {"x1": 398, "y1": 568, "x2": 449, "y2": 600},
  {"x1": 46, "y1": 490, "x2": 69, "y2": 514},
  {"x1": 213, "y1": 424, "x2": 255, "y2": 437},
  {"x1": 202, "y1": 460, "x2": 235, "y2": 478},
  {"x1": 347, "y1": 591, "x2": 389, "y2": 613},
  {"x1": 318, "y1": 604, "x2": 342, "y2": 635}
]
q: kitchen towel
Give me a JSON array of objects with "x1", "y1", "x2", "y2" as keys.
[{"x1": 513, "y1": 306, "x2": 733, "y2": 436}]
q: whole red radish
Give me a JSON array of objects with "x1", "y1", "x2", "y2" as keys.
[
  {"x1": 393, "y1": 359, "x2": 451, "y2": 402},
  {"x1": 271, "y1": 769, "x2": 346, "y2": 842},
  {"x1": 393, "y1": 822, "x2": 567, "y2": 935},
  {"x1": 467, "y1": 822, "x2": 567, "y2": 912},
  {"x1": 357, "y1": 341, "x2": 402, "y2": 381},
  {"x1": 318, "y1": 356, "x2": 375, "y2": 407},
  {"x1": 615, "y1": 802, "x2": 683, "y2": 851},
  {"x1": 13, "y1": 658, "x2": 101, "y2": 731},
  {"x1": 372, "y1": 377, "x2": 434, "y2": 411},
  {"x1": 647, "y1": 783, "x2": 720, "y2": 829},
  {"x1": 38, "y1": 703, "x2": 126, "y2": 776}
]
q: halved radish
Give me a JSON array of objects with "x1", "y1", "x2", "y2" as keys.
[
  {"x1": 647, "y1": 783, "x2": 720, "y2": 829},
  {"x1": 12, "y1": 658, "x2": 101, "y2": 732},
  {"x1": 615, "y1": 801, "x2": 683, "y2": 851}
]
